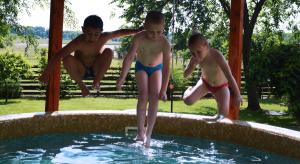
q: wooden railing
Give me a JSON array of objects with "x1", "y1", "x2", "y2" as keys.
[{"x1": 19, "y1": 66, "x2": 273, "y2": 99}]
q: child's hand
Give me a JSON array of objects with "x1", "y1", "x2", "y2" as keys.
[
  {"x1": 159, "y1": 91, "x2": 167, "y2": 101},
  {"x1": 234, "y1": 95, "x2": 243, "y2": 108},
  {"x1": 116, "y1": 77, "x2": 125, "y2": 90},
  {"x1": 190, "y1": 56, "x2": 198, "y2": 65}
]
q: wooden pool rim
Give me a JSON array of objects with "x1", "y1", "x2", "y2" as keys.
[{"x1": 0, "y1": 110, "x2": 299, "y2": 160}]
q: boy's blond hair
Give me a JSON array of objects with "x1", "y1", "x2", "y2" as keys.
[
  {"x1": 188, "y1": 31, "x2": 208, "y2": 46},
  {"x1": 145, "y1": 11, "x2": 165, "y2": 24}
]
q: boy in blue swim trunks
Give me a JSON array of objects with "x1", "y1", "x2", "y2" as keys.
[{"x1": 116, "y1": 11, "x2": 171, "y2": 148}]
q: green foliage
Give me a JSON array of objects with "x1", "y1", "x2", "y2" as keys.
[
  {"x1": 0, "y1": 51, "x2": 31, "y2": 102},
  {"x1": 176, "y1": 49, "x2": 190, "y2": 64},
  {"x1": 251, "y1": 44, "x2": 300, "y2": 119},
  {"x1": 112, "y1": 0, "x2": 226, "y2": 53},
  {"x1": 0, "y1": 52, "x2": 31, "y2": 82},
  {"x1": 0, "y1": 79, "x2": 21, "y2": 99},
  {"x1": 172, "y1": 67, "x2": 188, "y2": 91}
]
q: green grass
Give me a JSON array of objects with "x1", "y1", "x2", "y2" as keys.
[{"x1": 0, "y1": 97, "x2": 299, "y2": 131}]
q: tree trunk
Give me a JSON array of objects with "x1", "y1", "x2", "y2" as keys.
[
  {"x1": 243, "y1": 28, "x2": 261, "y2": 111},
  {"x1": 4, "y1": 80, "x2": 8, "y2": 103}
]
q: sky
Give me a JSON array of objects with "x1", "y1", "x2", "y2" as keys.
[
  {"x1": 18, "y1": 0, "x2": 125, "y2": 31},
  {"x1": 18, "y1": 1, "x2": 299, "y2": 32}
]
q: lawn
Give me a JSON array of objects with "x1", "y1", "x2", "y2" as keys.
[{"x1": 0, "y1": 97, "x2": 299, "y2": 131}]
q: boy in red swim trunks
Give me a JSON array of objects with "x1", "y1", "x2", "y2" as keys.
[{"x1": 183, "y1": 32, "x2": 242, "y2": 120}]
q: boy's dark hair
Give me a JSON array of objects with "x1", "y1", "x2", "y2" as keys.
[
  {"x1": 145, "y1": 11, "x2": 165, "y2": 24},
  {"x1": 83, "y1": 15, "x2": 103, "y2": 30},
  {"x1": 188, "y1": 31, "x2": 208, "y2": 46}
]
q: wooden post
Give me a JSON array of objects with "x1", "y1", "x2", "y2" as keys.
[
  {"x1": 45, "y1": 0, "x2": 64, "y2": 112},
  {"x1": 228, "y1": 0, "x2": 244, "y2": 120}
]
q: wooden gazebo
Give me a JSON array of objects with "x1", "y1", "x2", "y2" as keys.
[{"x1": 45, "y1": 0, "x2": 244, "y2": 120}]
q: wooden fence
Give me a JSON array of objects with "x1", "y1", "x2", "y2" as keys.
[{"x1": 18, "y1": 66, "x2": 273, "y2": 99}]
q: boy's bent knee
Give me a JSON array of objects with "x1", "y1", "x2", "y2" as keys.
[
  {"x1": 62, "y1": 56, "x2": 72, "y2": 66},
  {"x1": 103, "y1": 48, "x2": 113, "y2": 57},
  {"x1": 183, "y1": 97, "x2": 194, "y2": 106},
  {"x1": 138, "y1": 94, "x2": 148, "y2": 102}
]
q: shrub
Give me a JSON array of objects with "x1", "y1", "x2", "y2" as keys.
[
  {"x1": 0, "y1": 79, "x2": 21, "y2": 98},
  {"x1": 0, "y1": 51, "x2": 31, "y2": 102},
  {"x1": 251, "y1": 44, "x2": 300, "y2": 119}
]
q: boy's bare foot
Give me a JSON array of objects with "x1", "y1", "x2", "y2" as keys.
[
  {"x1": 93, "y1": 81, "x2": 101, "y2": 91},
  {"x1": 144, "y1": 136, "x2": 151, "y2": 148},
  {"x1": 134, "y1": 135, "x2": 144, "y2": 142},
  {"x1": 134, "y1": 127, "x2": 145, "y2": 142},
  {"x1": 78, "y1": 82, "x2": 90, "y2": 97},
  {"x1": 203, "y1": 114, "x2": 224, "y2": 122},
  {"x1": 81, "y1": 87, "x2": 90, "y2": 97}
]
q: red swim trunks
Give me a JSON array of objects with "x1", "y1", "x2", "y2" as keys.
[{"x1": 202, "y1": 78, "x2": 228, "y2": 93}]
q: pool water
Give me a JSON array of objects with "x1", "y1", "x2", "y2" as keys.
[{"x1": 0, "y1": 133, "x2": 298, "y2": 163}]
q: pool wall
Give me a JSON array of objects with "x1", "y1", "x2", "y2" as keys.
[{"x1": 0, "y1": 110, "x2": 299, "y2": 160}]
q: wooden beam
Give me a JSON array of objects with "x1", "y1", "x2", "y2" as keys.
[
  {"x1": 45, "y1": 0, "x2": 64, "y2": 112},
  {"x1": 228, "y1": 0, "x2": 244, "y2": 120}
]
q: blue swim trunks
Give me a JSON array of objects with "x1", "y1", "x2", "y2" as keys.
[
  {"x1": 83, "y1": 67, "x2": 95, "y2": 79},
  {"x1": 135, "y1": 61, "x2": 163, "y2": 77}
]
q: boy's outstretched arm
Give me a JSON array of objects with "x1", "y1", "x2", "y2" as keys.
[
  {"x1": 108, "y1": 27, "x2": 144, "y2": 39},
  {"x1": 184, "y1": 56, "x2": 197, "y2": 78},
  {"x1": 216, "y1": 52, "x2": 242, "y2": 107},
  {"x1": 160, "y1": 41, "x2": 172, "y2": 101},
  {"x1": 116, "y1": 36, "x2": 138, "y2": 90}
]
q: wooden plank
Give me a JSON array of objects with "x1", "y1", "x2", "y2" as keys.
[
  {"x1": 228, "y1": 0, "x2": 244, "y2": 120},
  {"x1": 45, "y1": 0, "x2": 64, "y2": 112}
]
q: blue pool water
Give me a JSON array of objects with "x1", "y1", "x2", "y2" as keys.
[{"x1": 0, "y1": 133, "x2": 298, "y2": 163}]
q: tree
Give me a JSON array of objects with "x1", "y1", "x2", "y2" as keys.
[
  {"x1": 0, "y1": 0, "x2": 77, "y2": 50},
  {"x1": 112, "y1": 0, "x2": 300, "y2": 111},
  {"x1": 220, "y1": 0, "x2": 299, "y2": 111}
]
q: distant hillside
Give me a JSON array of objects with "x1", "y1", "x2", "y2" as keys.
[{"x1": 12, "y1": 26, "x2": 120, "y2": 42}]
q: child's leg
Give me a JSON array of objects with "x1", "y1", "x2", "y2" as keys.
[
  {"x1": 63, "y1": 56, "x2": 89, "y2": 97},
  {"x1": 92, "y1": 48, "x2": 113, "y2": 90},
  {"x1": 135, "y1": 71, "x2": 149, "y2": 141},
  {"x1": 214, "y1": 87, "x2": 230, "y2": 118},
  {"x1": 144, "y1": 70, "x2": 162, "y2": 148},
  {"x1": 183, "y1": 79, "x2": 209, "y2": 105}
]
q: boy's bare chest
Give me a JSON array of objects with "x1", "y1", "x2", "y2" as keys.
[
  {"x1": 200, "y1": 59, "x2": 219, "y2": 75},
  {"x1": 77, "y1": 42, "x2": 104, "y2": 56},
  {"x1": 138, "y1": 41, "x2": 163, "y2": 56}
]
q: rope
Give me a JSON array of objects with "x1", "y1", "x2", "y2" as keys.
[{"x1": 170, "y1": 0, "x2": 176, "y2": 81}]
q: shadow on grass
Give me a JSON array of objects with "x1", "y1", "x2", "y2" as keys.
[
  {"x1": 259, "y1": 97, "x2": 286, "y2": 105},
  {"x1": 0, "y1": 100, "x2": 21, "y2": 105},
  {"x1": 200, "y1": 106, "x2": 217, "y2": 116},
  {"x1": 240, "y1": 109, "x2": 300, "y2": 131},
  {"x1": 167, "y1": 106, "x2": 217, "y2": 116}
]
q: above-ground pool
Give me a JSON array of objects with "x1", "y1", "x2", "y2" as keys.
[
  {"x1": 0, "y1": 110, "x2": 299, "y2": 163},
  {"x1": 0, "y1": 133, "x2": 299, "y2": 163}
]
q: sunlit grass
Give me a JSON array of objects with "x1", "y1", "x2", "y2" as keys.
[{"x1": 0, "y1": 97, "x2": 298, "y2": 131}]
